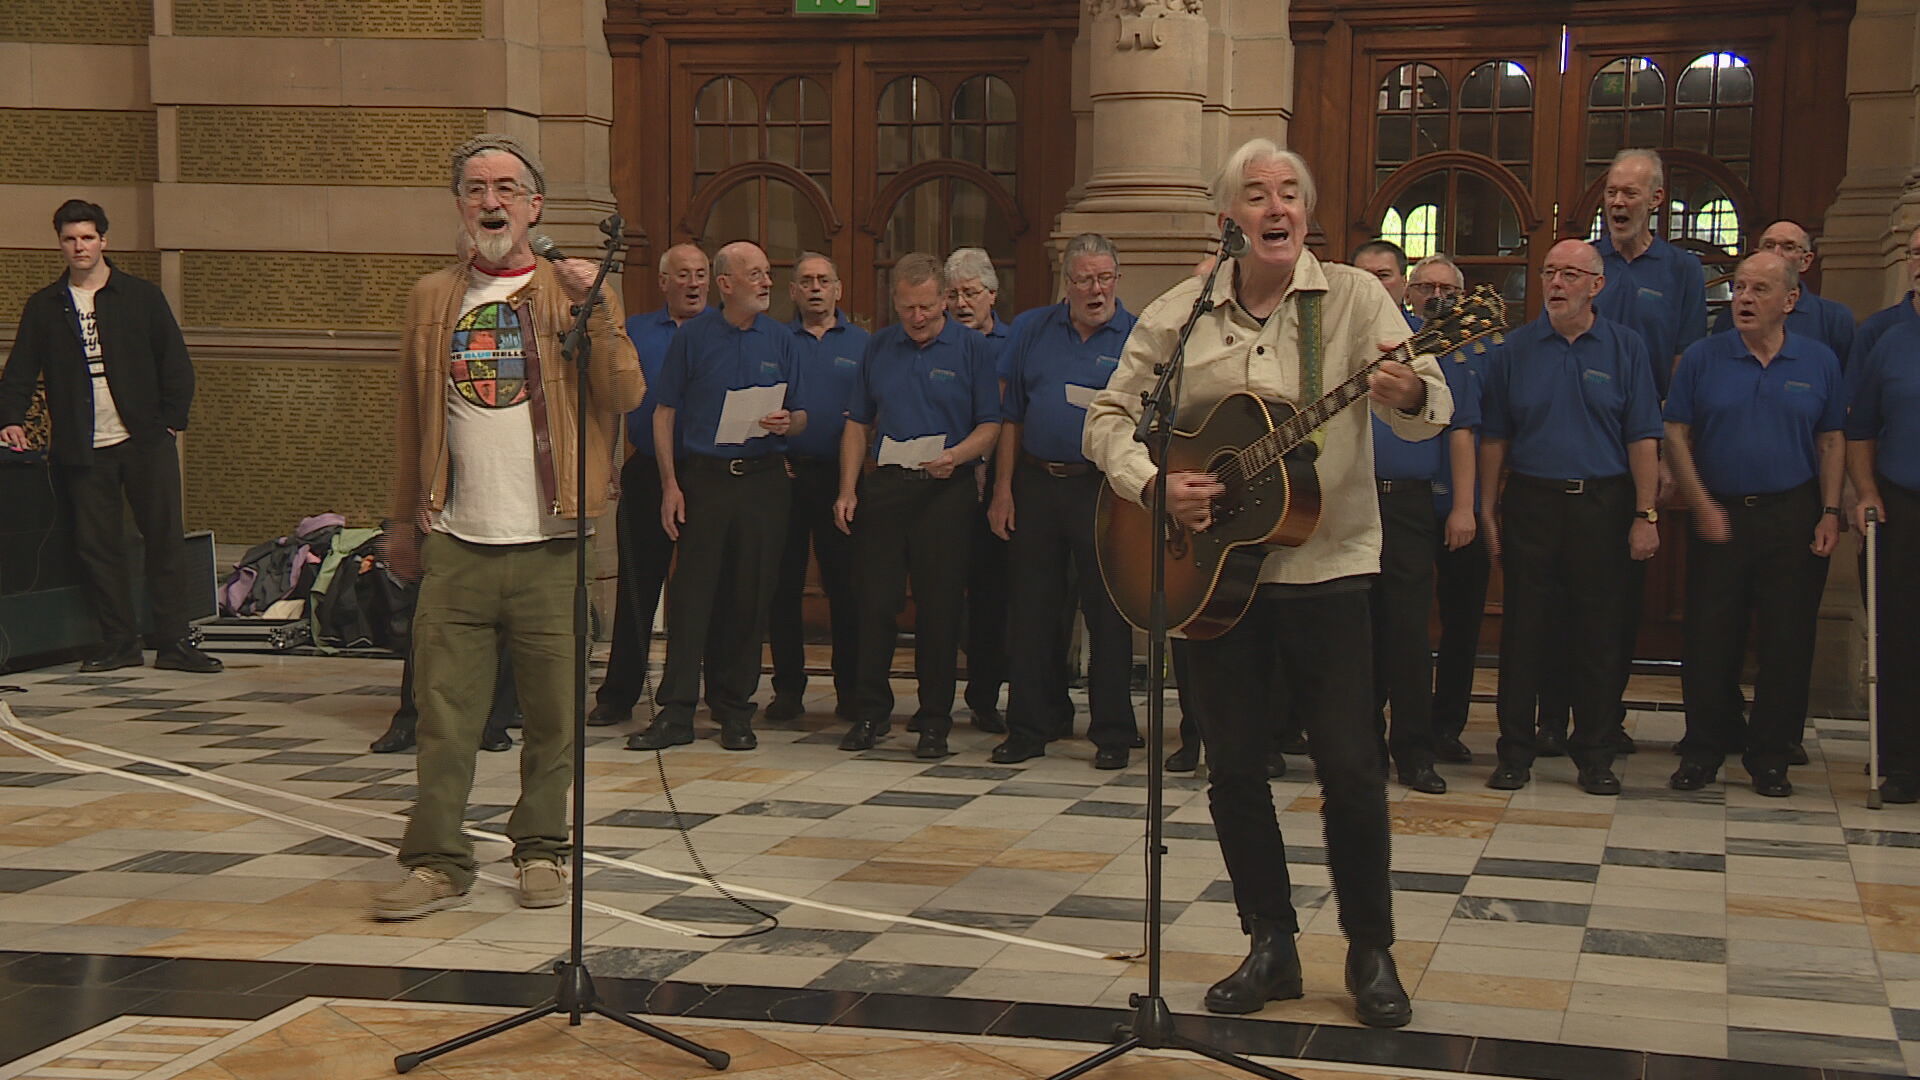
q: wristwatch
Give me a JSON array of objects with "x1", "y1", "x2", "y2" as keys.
[
  {"x1": 1633, "y1": 508, "x2": 1659, "y2": 523},
  {"x1": 1822, "y1": 506, "x2": 1842, "y2": 517}
]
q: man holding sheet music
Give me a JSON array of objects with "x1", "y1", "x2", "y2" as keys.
[
  {"x1": 628, "y1": 241, "x2": 807, "y2": 753},
  {"x1": 834, "y1": 252, "x2": 1001, "y2": 759}
]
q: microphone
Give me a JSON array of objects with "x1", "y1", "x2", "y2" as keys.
[
  {"x1": 1221, "y1": 220, "x2": 1249, "y2": 259},
  {"x1": 529, "y1": 234, "x2": 567, "y2": 262}
]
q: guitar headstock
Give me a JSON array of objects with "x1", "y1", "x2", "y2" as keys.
[{"x1": 1412, "y1": 284, "x2": 1508, "y2": 358}]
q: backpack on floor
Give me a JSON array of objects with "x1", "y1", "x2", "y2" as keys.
[
  {"x1": 217, "y1": 512, "x2": 348, "y2": 616},
  {"x1": 309, "y1": 528, "x2": 415, "y2": 652}
]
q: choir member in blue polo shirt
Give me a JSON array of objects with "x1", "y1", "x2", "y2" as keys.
[
  {"x1": 629, "y1": 242, "x2": 806, "y2": 754},
  {"x1": 1850, "y1": 225, "x2": 1920, "y2": 376},
  {"x1": 1848, "y1": 319, "x2": 1920, "y2": 803},
  {"x1": 590, "y1": 242, "x2": 710, "y2": 731},
  {"x1": 986, "y1": 233, "x2": 1142, "y2": 770},
  {"x1": 1358, "y1": 245, "x2": 1480, "y2": 795},
  {"x1": 835, "y1": 253, "x2": 1001, "y2": 758},
  {"x1": 764, "y1": 253, "x2": 870, "y2": 728},
  {"x1": 1478, "y1": 240, "x2": 1663, "y2": 795},
  {"x1": 1592, "y1": 149, "x2": 1708, "y2": 397},
  {"x1": 944, "y1": 247, "x2": 1014, "y2": 735},
  {"x1": 1664, "y1": 253, "x2": 1846, "y2": 799},
  {"x1": 1708, "y1": 222, "x2": 1855, "y2": 361}
]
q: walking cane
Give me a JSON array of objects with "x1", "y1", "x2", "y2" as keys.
[{"x1": 1867, "y1": 506, "x2": 1883, "y2": 811}]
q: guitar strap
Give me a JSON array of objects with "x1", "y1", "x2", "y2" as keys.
[{"x1": 1297, "y1": 290, "x2": 1326, "y2": 450}]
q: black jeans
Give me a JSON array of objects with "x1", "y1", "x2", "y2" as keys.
[
  {"x1": 1494, "y1": 476, "x2": 1636, "y2": 771},
  {"x1": 1431, "y1": 517, "x2": 1490, "y2": 741},
  {"x1": 65, "y1": 434, "x2": 192, "y2": 646},
  {"x1": 966, "y1": 465, "x2": 1010, "y2": 714},
  {"x1": 597, "y1": 453, "x2": 674, "y2": 710},
  {"x1": 769, "y1": 458, "x2": 857, "y2": 706},
  {"x1": 1678, "y1": 483, "x2": 1831, "y2": 776},
  {"x1": 851, "y1": 467, "x2": 975, "y2": 732},
  {"x1": 654, "y1": 457, "x2": 789, "y2": 727},
  {"x1": 1004, "y1": 466, "x2": 1137, "y2": 750},
  {"x1": 1184, "y1": 587, "x2": 1393, "y2": 946},
  {"x1": 1871, "y1": 479, "x2": 1920, "y2": 780},
  {"x1": 1372, "y1": 483, "x2": 1438, "y2": 769}
]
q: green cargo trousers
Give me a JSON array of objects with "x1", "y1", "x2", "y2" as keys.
[{"x1": 399, "y1": 532, "x2": 575, "y2": 891}]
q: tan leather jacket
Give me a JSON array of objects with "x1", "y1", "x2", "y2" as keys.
[{"x1": 389, "y1": 258, "x2": 643, "y2": 561}]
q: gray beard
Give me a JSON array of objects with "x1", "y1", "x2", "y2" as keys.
[{"x1": 471, "y1": 225, "x2": 514, "y2": 263}]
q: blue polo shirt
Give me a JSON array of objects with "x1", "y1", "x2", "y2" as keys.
[
  {"x1": 1846, "y1": 321, "x2": 1920, "y2": 491},
  {"x1": 1709, "y1": 289, "x2": 1854, "y2": 368},
  {"x1": 1001, "y1": 301, "x2": 1136, "y2": 464},
  {"x1": 652, "y1": 308, "x2": 804, "y2": 460},
  {"x1": 1373, "y1": 308, "x2": 1472, "y2": 481},
  {"x1": 848, "y1": 317, "x2": 999, "y2": 457},
  {"x1": 622, "y1": 306, "x2": 710, "y2": 454},
  {"x1": 1593, "y1": 233, "x2": 1708, "y2": 397},
  {"x1": 1480, "y1": 312, "x2": 1664, "y2": 480},
  {"x1": 977, "y1": 318, "x2": 1014, "y2": 381},
  {"x1": 1431, "y1": 347, "x2": 1488, "y2": 515},
  {"x1": 1851, "y1": 293, "x2": 1920, "y2": 374},
  {"x1": 1664, "y1": 330, "x2": 1845, "y2": 497},
  {"x1": 783, "y1": 311, "x2": 870, "y2": 461}
]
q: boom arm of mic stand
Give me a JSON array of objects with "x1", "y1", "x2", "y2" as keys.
[
  {"x1": 1133, "y1": 247, "x2": 1232, "y2": 445},
  {"x1": 561, "y1": 227, "x2": 628, "y2": 373}
]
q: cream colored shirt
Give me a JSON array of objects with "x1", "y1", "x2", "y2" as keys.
[{"x1": 1083, "y1": 250, "x2": 1451, "y2": 586}]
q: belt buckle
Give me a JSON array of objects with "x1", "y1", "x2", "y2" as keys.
[
  {"x1": 1742, "y1": 494, "x2": 1761, "y2": 507},
  {"x1": 1565, "y1": 478, "x2": 1586, "y2": 495},
  {"x1": 1046, "y1": 462, "x2": 1070, "y2": 479},
  {"x1": 728, "y1": 458, "x2": 747, "y2": 477}
]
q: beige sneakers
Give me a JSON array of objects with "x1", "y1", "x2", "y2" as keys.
[
  {"x1": 517, "y1": 860, "x2": 568, "y2": 908},
  {"x1": 370, "y1": 867, "x2": 469, "y2": 921}
]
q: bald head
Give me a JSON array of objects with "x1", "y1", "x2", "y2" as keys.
[
  {"x1": 1552, "y1": 239, "x2": 1603, "y2": 274},
  {"x1": 713, "y1": 241, "x2": 771, "y2": 320},
  {"x1": 1729, "y1": 250, "x2": 1799, "y2": 339},
  {"x1": 1540, "y1": 239, "x2": 1607, "y2": 333},
  {"x1": 1755, "y1": 221, "x2": 1815, "y2": 273},
  {"x1": 658, "y1": 243, "x2": 709, "y2": 322}
]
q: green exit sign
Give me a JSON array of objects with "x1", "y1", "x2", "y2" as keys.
[{"x1": 795, "y1": 0, "x2": 874, "y2": 13}]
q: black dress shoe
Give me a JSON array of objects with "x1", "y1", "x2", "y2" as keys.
[
  {"x1": 1093, "y1": 745, "x2": 1130, "y2": 770},
  {"x1": 154, "y1": 640, "x2": 223, "y2": 673},
  {"x1": 1203, "y1": 918, "x2": 1302, "y2": 1014},
  {"x1": 585, "y1": 703, "x2": 630, "y2": 728},
  {"x1": 763, "y1": 695, "x2": 805, "y2": 725},
  {"x1": 1164, "y1": 743, "x2": 1201, "y2": 773},
  {"x1": 1277, "y1": 732, "x2": 1308, "y2": 756},
  {"x1": 1434, "y1": 735, "x2": 1473, "y2": 764},
  {"x1": 1787, "y1": 742, "x2": 1810, "y2": 766},
  {"x1": 1752, "y1": 769, "x2": 1793, "y2": 798},
  {"x1": 971, "y1": 707, "x2": 1007, "y2": 734},
  {"x1": 369, "y1": 722, "x2": 416, "y2": 754},
  {"x1": 626, "y1": 718, "x2": 693, "y2": 751},
  {"x1": 1397, "y1": 764, "x2": 1447, "y2": 794},
  {"x1": 79, "y1": 643, "x2": 143, "y2": 673},
  {"x1": 1881, "y1": 776, "x2": 1920, "y2": 804},
  {"x1": 1346, "y1": 945, "x2": 1412, "y2": 1028},
  {"x1": 1668, "y1": 761, "x2": 1718, "y2": 791},
  {"x1": 839, "y1": 721, "x2": 878, "y2": 752},
  {"x1": 914, "y1": 731, "x2": 951, "y2": 759},
  {"x1": 1486, "y1": 764, "x2": 1529, "y2": 790},
  {"x1": 1129, "y1": 731, "x2": 1146, "y2": 749},
  {"x1": 718, "y1": 721, "x2": 758, "y2": 751},
  {"x1": 1265, "y1": 753, "x2": 1287, "y2": 780},
  {"x1": 1604, "y1": 730, "x2": 1639, "y2": 755},
  {"x1": 1577, "y1": 766, "x2": 1622, "y2": 796},
  {"x1": 990, "y1": 738, "x2": 1046, "y2": 765},
  {"x1": 479, "y1": 728, "x2": 513, "y2": 752},
  {"x1": 1534, "y1": 730, "x2": 1568, "y2": 758}
]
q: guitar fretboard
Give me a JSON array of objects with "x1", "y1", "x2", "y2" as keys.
[{"x1": 1233, "y1": 340, "x2": 1419, "y2": 479}]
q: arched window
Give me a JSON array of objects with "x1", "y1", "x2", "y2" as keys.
[
  {"x1": 1692, "y1": 197, "x2": 1740, "y2": 251},
  {"x1": 876, "y1": 76, "x2": 942, "y2": 190},
  {"x1": 1374, "y1": 63, "x2": 1449, "y2": 185},
  {"x1": 699, "y1": 175, "x2": 830, "y2": 318},
  {"x1": 951, "y1": 74, "x2": 1018, "y2": 192},
  {"x1": 765, "y1": 77, "x2": 831, "y2": 191},
  {"x1": 693, "y1": 77, "x2": 760, "y2": 193},
  {"x1": 1459, "y1": 61, "x2": 1533, "y2": 183},
  {"x1": 1380, "y1": 205, "x2": 1439, "y2": 260},
  {"x1": 1381, "y1": 167, "x2": 1527, "y2": 306},
  {"x1": 1586, "y1": 57, "x2": 1666, "y2": 183},
  {"x1": 876, "y1": 175, "x2": 1014, "y2": 325},
  {"x1": 1675, "y1": 52, "x2": 1754, "y2": 183}
]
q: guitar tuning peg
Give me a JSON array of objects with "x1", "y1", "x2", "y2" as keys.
[
  {"x1": 1472, "y1": 342, "x2": 1486, "y2": 354},
  {"x1": 1493, "y1": 332, "x2": 1505, "y2": 343}
]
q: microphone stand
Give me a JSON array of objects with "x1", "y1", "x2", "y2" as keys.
[
  {"x1": 1047, "y1": 224, "x2": 1301, "y2": 1080},
  {"x1": 396, "y1": 216, "x2": 729, "y2": 1074}
]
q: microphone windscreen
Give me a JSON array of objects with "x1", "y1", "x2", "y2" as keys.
[{"x1": 530, "y1": 234, "x2": 565, "y2": 261}]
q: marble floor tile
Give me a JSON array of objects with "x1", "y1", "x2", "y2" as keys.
[
  {"x1": 1726, "y1": 994, "x2": 1897, "y2": 1039},
  {"x1": 1566, "y1": 981, "x2": 1727, "y2": 1024},
  {"x1": 1559, "y1": 1011, "x2": 1728, "y2": 1059},
  {"x1": 1422, "y1": 942, "x2": 1581, "y2": 981},
  {"x1": 1573, "y1": 952, "x2": 1728, "y2": 994}
]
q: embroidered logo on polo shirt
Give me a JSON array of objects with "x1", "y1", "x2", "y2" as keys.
[
  {"x1": 450, "y1": 302, "x2": 528, "y2": 409},
  {"x1": 1582, "y1": 369, "x2": 1613, "y2": 386},
  {"x1": 761, "y1": 360, "x2": 783, "y2": 379},
  {"x1": 834, "y1": 356, "x2": 857, "y2": 369},
  {"x1": 928, "y1": 368, "x2": 957, "y2": 382},
  {"x1": 1784, "y1": 380, "x2": 1812, "y2": 394}
]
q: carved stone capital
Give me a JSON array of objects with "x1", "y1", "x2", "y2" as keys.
[{"x1": 1087, "y1": 0, "x2": 1204, "y2": 50}]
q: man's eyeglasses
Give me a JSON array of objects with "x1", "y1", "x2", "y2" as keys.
[
  {"x1": 459, "y1": 181, "x2": 530, "y2": 205},
  {"x1": 1068, "y1": 272, "x2": 1120, "y2": 290},
  {"x1": 1540, "y1": 267, "x2": 1600, "y2": 283},
  {"x1": 1406, "y1": 281, "x2": 1461, "y2": 296},
  {"x1": 1757, "y1": 239, "x2": 1808, "y2": 256},
  {"x1": 794, "y1": 275, "x2": 837, "y2": 288},
  {"x1": 946, "y1": 285, "x2": 991, "y2": 303},
  {"x1": 723, "y1": 268, "x2": 773, "y2": 283}
]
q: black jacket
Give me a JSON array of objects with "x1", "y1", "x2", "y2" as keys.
[{"x1": 0, "y1": 260, "x2": 194, "y2": 464}]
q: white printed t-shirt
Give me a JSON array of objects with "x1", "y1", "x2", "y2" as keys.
[{"x1": 71, "y1": 282, "x2": 130, "y2": 448}]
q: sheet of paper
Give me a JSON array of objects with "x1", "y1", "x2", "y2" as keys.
[
  {"x1": 877, "y1": 433, "x2": 947, "y2": 468},
  {"x1": 1064, "y1": 383, "x2": 1100, "y2": 410},
  {"x1": 714, "y1": 383, "x2": 787, "y2": 445}
]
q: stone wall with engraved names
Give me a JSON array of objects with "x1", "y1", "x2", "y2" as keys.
[
  {"x1": 0, "y1": 110, "x2": 158, "y2": 184},
  {"x1": 0, "y1": 250, "x2": 162, "y2": 331},
  {"x1": 180, "y1": 251, "x2": 452, "y2": 331},
  {"x1": 176, "y1": 107, "x2": 485, "y2": 186},
  {"x1": 0, "y1": 0, "x2": 151, "y2": 44},
  {"x1": 171, "y1": 0, "x2": 482, "y2": 39}
]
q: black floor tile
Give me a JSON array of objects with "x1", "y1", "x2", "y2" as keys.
[
  {"x1": 635, "y1": 979, "x2": 720, "y2": 1015},
  {"x1": 1302, "y1": 1023, "x2": 1474, "y2": 1071},
  {"x1": 0, "y1": 868, "x2": 78, "y2": 893},
  {"x1": 1469, "y1": 1036, "x2": 1645, "y2": 1080},
  {"x1": 827, "y1": 990, "x2": 1012, "y2": 1034},
  {"x1": 1644, "y1": 1052, "x2": 1823, "y2": 1080},
  {"x1": 99, "y1": 850, "x2": 260, "y2": 875},
  {"x1": 863, "y1": 791, "x2": 975, "y2": 809},
  {"x1": 687, "y1": 984, "x2": 862, "y2": 1025},
  {"x1": 135, "y1": 988, "x2": 303, "y2": 1020},
  {"x1": 0, "y1": 951, "x2": 170, "y2": 988},
  {"x1": 1471, "y1": 857, "x2": 1602, "y2": 883},
  {"x1": 397, "y1": 969, "x2": 558, "y2": 1009},
  {"x1": 593, "y1": 808, "x2": 715, "y2": 829},
  {"x1": 1392, "y1": 871, "x2": 1471, "y2": 893},
  {"x1": 255, "y1": 962, "x2": 444, "y2": 1000},
  {"x1": 988, "y1": 1001, "x2": 1131, "y2": 1044},
  {"x1": 111, "y1": 957, "x2": 307, "y2": 994},
  {"x1": 1167, "y1": 1012, "x2": 1313, "y2": 1059},
  {"x1": 0, "y1": 983, "x2": 158, "y2": 1062}
]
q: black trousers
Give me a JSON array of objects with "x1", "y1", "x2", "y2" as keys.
[
  {"x1": 65, "y1": 434, "x2": 192, "y2": 646},
  {"x1": 1173, "y1": 643, "x2": 1301, "y2": 753},
  {"x1": 654, "y1": 457, "x2": 789, "y2": 727},
  {"x1": 1004, "y1": 465, "x2": 1137, "y2": 750},
  {"x1": 852, "y1": 467, "x2": 975, "y2": 732},
  {"x1": 1185, "y1": 587, "x2": 1392, "y2": 945},
  {"x1": 597, "y1": 453, "x2": 675, "y2": 710},
  {"x1": 770, "y1": 457, "x2": 857, "y2": 706},
  {"x1": 1372, "y1": 483, "x2": 1438, "y2": 769},
  {"x1": 1494, "y1": 476, "x2": 1636, "y2": 771},
  {"x1": 1678, "y1": 483, "x2": 1831, "y2": 776},
  {"x1": 966, "y1": 465, "x2": 1010, "y2": 713},
  {"x1": 1872, "y1": 479, "x2": 1920, "y2": 780},
  {"x1": 1432, "y1": 516, "x2": 1490, "y2": 741}
]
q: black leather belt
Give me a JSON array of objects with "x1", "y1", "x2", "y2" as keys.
[
  {"x1": 1021, "y1": 452, "x2": 1094, "y2": 479},
  {"x1": 686, "y1": 453, "x2": 785, "y2": 477},
  {"x1": 1725, "y1": 481, "x2": 1816, "y2": 508},
  {"x1": 1376, "y1": 478, "x2": 1431, "y2": 495},
  {"x1": 1508, "y1": 473, "x2": 1630, "y2": 495}
]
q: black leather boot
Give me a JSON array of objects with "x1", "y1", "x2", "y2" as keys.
[
  {"x1": 370, "y1": 717, "x2": 417, "y2": 754},
  {"x1": 1346, "y1": 944, "x2": 1412, "y2": 1028},
  {"x1": 1203, "y1": 918, "x2": 1302, "y2": 1014}
]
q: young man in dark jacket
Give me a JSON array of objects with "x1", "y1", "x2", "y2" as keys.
[{"x1": 0, "y1": 200, "x2": 220, "y2": 674}]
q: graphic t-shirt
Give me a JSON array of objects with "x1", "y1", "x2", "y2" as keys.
[
  {"x1": 434, "y1": 265, "x2": 573, "y2": 544},
  {"x1": 72, "y1": 284, "x2": 129, "y2": 448}
]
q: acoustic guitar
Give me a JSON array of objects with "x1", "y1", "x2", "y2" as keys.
[{"x1": 1096, "y1": 285, "x2": 1507, "y2": 639}]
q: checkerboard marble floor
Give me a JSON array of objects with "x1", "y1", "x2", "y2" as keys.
[{"x1": 0, "y1": 649, "x2": 1916, "y2": 1077}]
